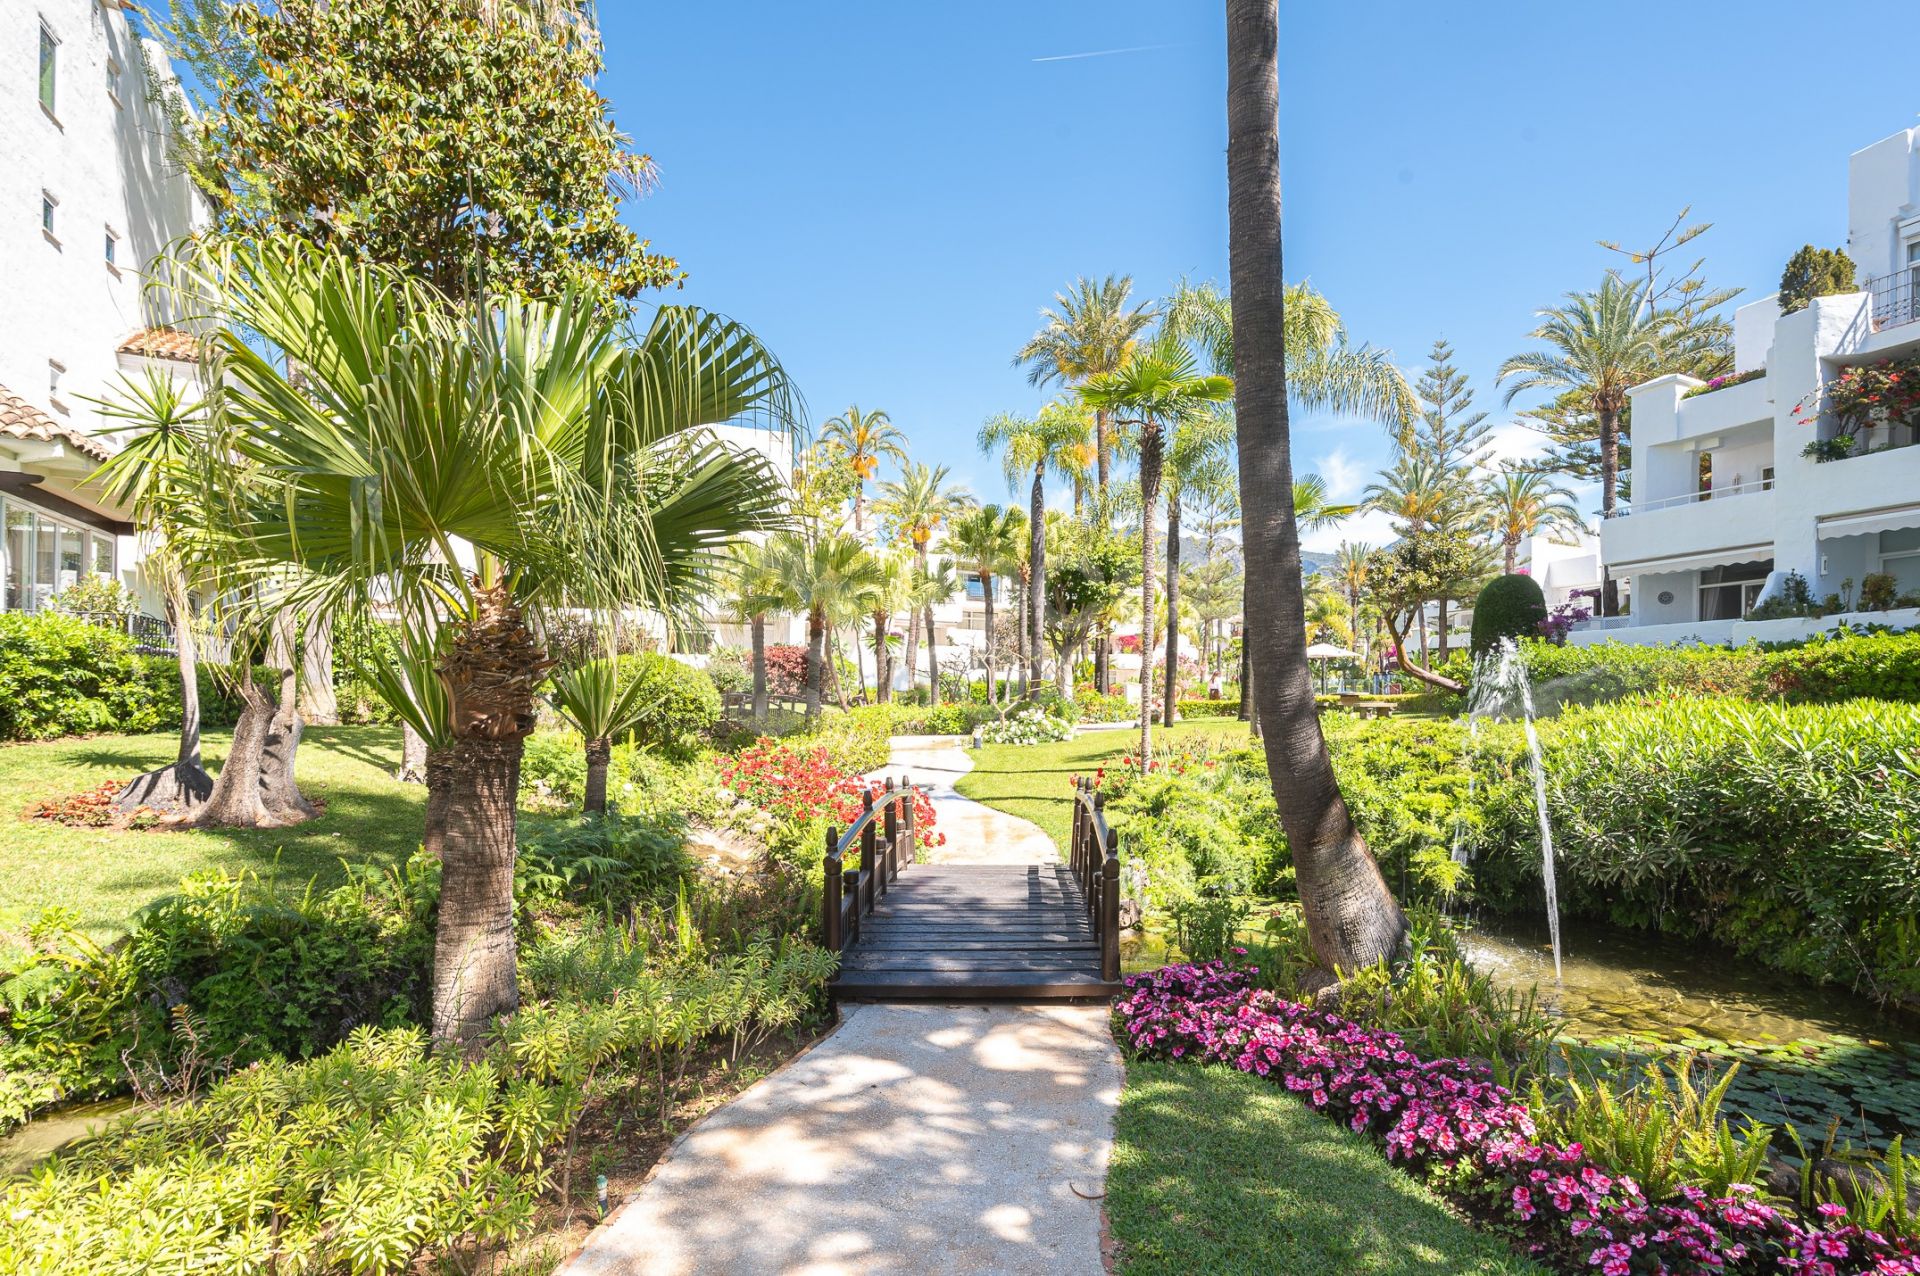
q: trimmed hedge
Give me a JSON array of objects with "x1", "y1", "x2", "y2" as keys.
[
  {"x1": 1175, "y1": 698, "x2": 1243, "y2": 718},
  {"x1": 1470, "y1": 574, "x2": 1546, "y2": 655},
  {"x1": 0, "y1": 612, "x2": 261, "y2": 741}
]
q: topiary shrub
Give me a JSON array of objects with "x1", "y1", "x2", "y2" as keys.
[
  {"x1": 1777, "y1": 244, "x2": 1857, "y2": 314},
  {"x1": 1469, "y1": 574, "x2": 1547, "y2": 656}
]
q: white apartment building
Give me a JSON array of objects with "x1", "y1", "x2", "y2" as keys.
[
  {"x1": 1578, "y1": 125, "x2": 1920, "y2": 647},
  {"x1": 2, "y1": 0, "x2": 201, "y2": 621}
]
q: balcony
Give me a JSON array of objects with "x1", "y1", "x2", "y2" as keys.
[
  {"x1": 1599, "y1": 480, "x2": 1775, "y2": 575},
  {"x1": 1607, "y1": 476, "x2": 1772, "y2": 518},
  {"x1": 1867, "y1": 271, "x2": 1918, "y2": 333}
]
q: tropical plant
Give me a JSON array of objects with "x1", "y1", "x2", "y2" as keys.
[
  {"x1": 1224, "y1": 1, "x2": 1407, "y2": 978},
  {"x1": 765, "y1": 532, "x2": 885, "y2": 719},
  {"x1": 978, "y1": 404, "x2": 1090, "y2": 691},
  {"x1": 1082, "y1": 334, "x2": 1233, "y2": 767},
  {"x1": 1470, "y1": 574, "x2": 1549, "y2": 656},
  {"x1": 719, "y1": 541, "x2": 787, "y2": 724},
  {"x1": 546, "y1": 656, "x2": 653, "y2": 813},
  {"x1": 909, "y1": 558, "x2": 963, "y2": 703},
  {"x1": 1483, "y1": 466, "x2": 1585, "y2": 574},
  {"x1": 820, "y1": 404, "x2": 906, "y2": 534},
  {"x1": 864, "y1": 549, "x2": 913, "y2": 703},
  {"x1": 1013, "y1": 274, "x2": 1157, "y2": 490},
  {"x1": 945, "y1": 504, "x2": 1026, "y2": 703},
  {"x1": 874, "y1": 462, "x2": 974, "y2": 693},
  {"x1": 1159, "y1": 408, "x2": 1237, "y2": 725},
  {"x1": 166, "y1": 235, "x2": 792, "y2": 1040}
]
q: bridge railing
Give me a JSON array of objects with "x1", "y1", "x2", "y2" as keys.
[
  {"x1": 1069, "y1": 777, "x2": 1123, "y2": 982},
  {"x1": 822, "y1": 776, "x2": 919, "y2": 954}
]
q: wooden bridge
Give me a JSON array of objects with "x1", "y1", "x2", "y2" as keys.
[{"x1": 824, "y1": 775, "x2": 1126, "y2": 1002}]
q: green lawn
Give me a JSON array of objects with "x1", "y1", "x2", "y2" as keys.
[
  {"x1": 1109, "y1": 1060, "x2": 1542, "y2": 1276},
  {"x1": 955, "y1": 721, "x2": 1250, "y2": 852},
  {"x1": 0, "y1": 726, "x2": 421, "y2": 936}
]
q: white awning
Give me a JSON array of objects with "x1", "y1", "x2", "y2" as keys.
[
  {"x1": 1816, "y1": 505, "x2": 1920, "y2": 541},
  {"x1": 1606, "y1": 543, "x2": 1773, "y2": 577}
]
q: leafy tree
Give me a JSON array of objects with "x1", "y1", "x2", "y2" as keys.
[
  {"x1": 1778, "y1": 245, "x2": 1857, "y2": 314},
  {"x1": 1226, "y1": 0, "x2": 1405, "y2": 979},
  {"x1": 1332, "y1": 541, "x2": 1373, "y2": 668},
  {"x1": 1046, "y1": 535, "x2": 1133, "y2": 696},
  {"x1": 1483, "y1": 467, "x2": 1585, "y2": 574},
  {"x1": 908, "y1": 559, "x2": 963, "y2": 703},
  {"x1": 719, "y1": 542, "x2": 787, "y2": 724},
  {"x1": 545, "y1": 656, "x2": 652, "y2": 812},
  {"x1": 946, "y1": 505, "x2": 1026, "y2": 702},
  {"x1": 172, "y1": 236, "x2": 791, "y2": 1040},
  {"x1": 1013, "y1": 276, "x2": 1157, "y2": 490},
  {"x1": 865, "y1": 550, "x2": 914, "y2": 702},
  {"x1": 1082, "y1": 334, "x2": 1232, "y2": 765},
  {"x1": 977, "y1": 404, "x2": 1089, "y2": 691},
  {"x1": 156, "y1": 0, "x2": 677, "y2": 305},
  {"x1": 1364, "y1": 530, "x2": 1481, "y2": 690},
  {"x1": 820, "y1": 405, "x2": 907, "y2": 534}
]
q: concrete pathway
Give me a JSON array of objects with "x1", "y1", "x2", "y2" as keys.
[
  {"x1": 561, "y1": 738, "x2": 1120, "y2": 1276},
  {"x1": 866, "y1": 735, "x2": 1056, "y2": 866}
]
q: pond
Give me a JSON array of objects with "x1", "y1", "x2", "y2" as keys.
[{"x1": 0, "y1": 1097, "x2": 133, "y2": 1177}]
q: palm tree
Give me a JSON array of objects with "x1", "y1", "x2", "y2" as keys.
[
  {"x1": 1364, "y1": 452, "x2": 1462, "y2": 661},
  {"x1": 1484, "y1": 467, "x2": 1585, "y2": 575},
  {"x1": 978, "y1": 403, "x2": 1089, "y2": 693},
  {"x1": 946, "y1": 504, "x2": 1026, "y2": 703},
  {"x1": 1081, "y1": 333, "x2": 1232, "y2": 766},
  {"x1": 1160, "y1": 408, "x2": 1236, "y2": 726},
  {"x1": 1013, "y1": 275, "x2": 1157, "y2": 491},
  {"x1": 1226, "y1": 0, "x2": 1406, "y2": 979},
  {"x1": 766, "y1": 532, "x2": 884, "y2": 720},
  {"x1": 720, "y1": 541, "x2": 787, "y2": 723},
  {"x1": 1332, "y1": 541, "x2": 1373, "y2": 666},
  {"x1": 866, "y1": 549, "x2": 913, "y2": 702},
  {"x1": 875, "y1": 461, "x2": 974, "y2": 699},
  {"x1": 910, "y1": 559, "x2": 963, "y2": 703},
  {"x1": 820, "y1": 405, "x2": 906, "y2": 535},
  {"x1": 546, "y1": 655, "x2": 652, "y2": 814},
  {"x1": 1497, "y1": 274, "x2": 1664, "y2": 519},
  {"x1": 172, "y1": 236, "x2": 792, "y2": 1040}
]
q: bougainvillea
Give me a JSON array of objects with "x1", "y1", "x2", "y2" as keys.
[{"x1": 1113, "y1": 963, "x2": 1920, "y2": 1275}]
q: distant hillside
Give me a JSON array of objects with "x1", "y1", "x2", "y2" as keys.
[{"x1": 1174, "y1": 539, "x2": 1336, "y2": 579}]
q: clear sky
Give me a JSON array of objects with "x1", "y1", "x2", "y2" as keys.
[{"x1": 599, "y1": 1, "x2": 1920, "y2": 552}]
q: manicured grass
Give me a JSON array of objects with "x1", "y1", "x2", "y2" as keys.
[
  {"x1": 955, "y1": 721, "x2": 1249, "y2": 852},
  {"x1": 1109, "y1": 1060, "x2": 1543, "y2": 1276},
  {"x1": 0, "y1": 726, "x2": 420, "y2": 937}
]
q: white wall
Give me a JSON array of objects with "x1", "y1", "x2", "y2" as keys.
[{"x1": 1848, "y1": 127, "x2": 1920, "y2": 286}]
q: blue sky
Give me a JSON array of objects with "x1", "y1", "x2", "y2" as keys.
[{"x1": 601, "y1": 2, "x2": 1919, "y2": 551}]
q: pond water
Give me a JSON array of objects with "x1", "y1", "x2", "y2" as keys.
[{"x1": 0, "y1": 1097, "x2": 133, "y2": 1177}]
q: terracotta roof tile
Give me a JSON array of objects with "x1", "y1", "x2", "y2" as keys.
[
  {"x1": 116, "y1": 326, "x2": 203, "y2": 363},
  {"x1": 0, "y1": 384, "x2": 113, "y2": 462}
]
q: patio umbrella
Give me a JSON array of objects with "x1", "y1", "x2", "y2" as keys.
[{"x1": 1304, "y1": 642, "x2": 1362, "y2": 693}]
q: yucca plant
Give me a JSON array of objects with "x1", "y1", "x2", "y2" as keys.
[{"x1": 546, "y1": 656, "x2": 656, "y2": 813}]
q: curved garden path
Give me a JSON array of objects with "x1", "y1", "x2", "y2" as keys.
[{"x1": 559, "y1": 736, "x2": 1120, "y2": 1276}]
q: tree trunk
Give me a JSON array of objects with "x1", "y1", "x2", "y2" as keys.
[
  {"x1": 583, "y1": 737, "x2": 611, "y2": 814},
  {"x1": 1163, "y1": 490, "x2": 1182, "y2": 728},
  {"x1": 118, "y1": 566, "x2": 211, "y2": 813},
  {"x1": 299, "y1": 610, "x2": 338, "y2": 726},
  {"x1": 1417, "y1": 607, "x2": 1429, "y2": 666},
  {"x1": 399, "y1": 723, "x2": 429, "y2": 784},
  {"x1": 831, "y1": 629, "x2": 851, "y2": 711},
  {"x1": 1028, "y1": 464, "x2": 1046, "y2": 695},
  {"x1": 1014, "y1": 576, "x2": 1029, "y2": 692},
  {"x1": 1137, "y1": 423, "x2": 1162, "y2": 768},
  {"x1": 189, "y1": 674, "x2": 276, "y2": 827},
  {"x1": 430, "y1": 584, "x2": 547, "y2": 1041},
  {"x1": 805, "y1": 607, "x2": 825, "y2": 720},
  {"x1": 1226, "y1": 0, "x2": 1405, "y2": 981},
  {"x1": 1094, "y1": 636, "x2": 1109, "y2": 695},
  {"x1": 1504, "y1": 539, "x2": 1518, "y2": 575},
  {"x1": 906, "y1": 548, "x2": 927, "y2": 698},
  {"x1": 1385, "y1": 612, "x2": 1464, "y2": 691},
  {"x1": 1094, "y1": 407, "x2": 1112, "y2": 492},
  {"x1": 981, "y1": 571, "x2": 996, "y2": 706},
  {"x1": 873, "y1": 614, "x2": 890, "y2": 704},
  {"x1": 258, "y1": 610, "x2": 315, "y2": 823},
  {"x1": 1598, "y1": 406, "x2": 1621, "y2": 518},
  {"x1": 423, "y1": 745, "x2": 452, "y2": 858},
  {"x1": 924, "y1": 604, "x2": 938, "y2": 704},
  {"x1": 1237, "y1": 620, "x2": 1250, "y2": 720},
  {"x1": 751, "y1": 613, "x2": 769, "y2": 722},
  {"x1": 1436, "y1": 598, "x2": 1450, "y2": 663}
]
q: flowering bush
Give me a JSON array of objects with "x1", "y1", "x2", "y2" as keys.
[
  {"x1": 977, "y1": 706, "x2": 1072, "y2": 745},
  {"x1": 1795, "y1": 356, "x2": 1920, "y2": 460},
  {"x1": 1114, "y1": 962, "x2": 1920, "y2": 1275},
  {"x1": 1537, "y1": 603, "x2": 1591, "y2": 645},
  {"x1": 716, "y1": 736, "x2": 942, "y2": 862},
  {"x1": 1682, "y1": 367, "x2": 1765, "y2": 399}
]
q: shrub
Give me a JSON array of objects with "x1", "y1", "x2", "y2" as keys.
[
  {"x1": 1470, "y1": 574, "x2": 1547, "y2": 656},
  {"x1": 517, "y1": 811, "x2": 693, "y2": 910},
  {"x1": 1074, "y1": 686, "x2": 1133, "y2": 722},
  {"x1": 1778, "y1": 243, "x2": 1857, "y2": 314},
  {"x1": 0, "y1": 612, "x2": 164, "y2": 740},
  {"x1": 1174, "y1": 697, "x2": 1242, "y2": 718},
  {"x1": 619, "y1": 652, "x2": 721, "y2": 751},
  {"x1": 520, "y1": 729, "x2": 589, "y2": 804},
  {"x1": 1761, "y1": 629, "x2": 1920, "y2": 702},
  {"x1": 977, "y1": 705, "x2": 1071, "y2": 745},
  {"x1": 1860, "y1": 572, "x2": 1900, "y2": 612},
  {"x1": 763, "y1": 643, "x2": 808, "y2": 697},
  {"x1": 704, "y1": 646, "x2": 753, "y2": 696}
]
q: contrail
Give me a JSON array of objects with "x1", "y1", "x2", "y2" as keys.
[{"x1": 1031, "y1": 43, "x2": 1179, "y2": 63}]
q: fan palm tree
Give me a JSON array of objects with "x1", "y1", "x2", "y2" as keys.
[
  {"x1": 1497, "y1": 274, "x2": 1664, "y2": 519},
  {"x1": 546, "y1": 655, "x2": 653, "y2": 814},
  {"x1": 874, "y1": 461, "x2": 974, "y2": 696},
  {"x1": 945, "y1": 504, "x2": 1026, "y2": 702},
  {"x1": 1485, "y1": 467, "x2": 1586, "y2": 574},
  {"x1": 1013, "y1": 275, "x2": 1157, "y2": 491},
  {"x1": 977, "y1": 403, "x2": 1089, "y2": 692},
  {"x1": 1226, "y1": 0, "x2": 1406, "y2": 979},
  {"x1": 170, "y1": 235, "x2": 793, "y2": 1040},
  {"x1": 1081, "y1": 333, "x2": 1233, "y2": 765},
  {"x1": 820, "y1": 405, "x2": 906, "y2": 535},
  {"x1": 719, "y1": 541, "x2": 788, "y2": 723},
  {"x1": 765, "y1": 532, "x2": 885, "y2": 719}
]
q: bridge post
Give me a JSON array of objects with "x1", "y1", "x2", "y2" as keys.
[
  {"x1": 862, "y1": 789, "x2": 882, "y2": 902},
  {"x1": 1089, "y1": 791, "x2": 1107, "y2": 917},
  {"x1": 883, "y1": 778, "x2": 900, "y2": 882},
  {"x1": 823, "y1": 825, "x2": 843, "y2": 952},
  {"x1": 902, "y1": 774, "x2": 916, "y2": 866},
  {"x1": 1070, "y1": 778, "x2": 1083, "y2": 883},
  {"x1": 1101, "y1": 827, "x2": 1122, "y2": 982}
]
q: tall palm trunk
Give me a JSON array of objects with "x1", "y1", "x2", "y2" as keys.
[
  {"x1": 1598, "y1": 406, "x2": 1621, "y2": 518},
  {"x1": 905, "y1": 546, "x2": 928, "y2": 698},
  {"x1": 1437, "y1": 599, "x2": 1451, "y2": 662},
  {"x1": 117, "y1": 564, "x2": 211, "y2": 812},
  {"x1": 1163, "y1": 489, "x2": 1182, "y2": 728},
  {"x1": 1136, "y1": 422, "x2": 1163, "y2": 767},
  {"x1": 1226, "y1": 0, "x2": 1404, "y2": 981},
  {"x1": 981, "y1": 570, "x2": 997, "y2": 704},
  {"x1": 924, "y1": 604, "x2": 939, "y2": 704},
  {"x1": 189, "y1": 610, "x2": 313, "y2": 828},
  {"x1": 872, "y1": 613, "x2": 891, "y2": 703},
  {"x1": 431, "y1": 583, "x2": 546, "y2": 1042},
  {"x1": 1504, "y1": 539, "x2": 1519, "y2": 575},
  {"x1": 584, "y1": 738, "x2": 612, "y2": 814},
  {"x1": 1094, "y1": 407, "x2": 1112, "y2": 491},
  {"x1": 299, "y1": 610, "x2": 339, "y2": 726},
  {"x1": 1028, "y1": 464, "x2": 1046, "y2": 694},
  {"x1": 804, "y1": 607, "x2": 826, "y2": 720},
  {"x1": 750, "y1": 613, "x2": 769, "y2": 722}
]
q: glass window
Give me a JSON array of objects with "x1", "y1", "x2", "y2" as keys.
[
  {"x1": 2, "y1": 504, "x2": 26, "y2": 612},
  {"x1": 1699, "y1": 560, "x2": 1772, "y2": 621},
  {"x1": 41, "y1": 192, "x2": 57, "y2": 236},
  {"x1": 104, "y1": 228, "x2": 117, "y2": 267},
  {"x1": 39, "y1": 22, "x2": 57, "y2": 115},
  {"x1": 32, "y1": 515, "x2": 55, "y2": 612},
  {"x1": 55, "y1": 524, "x2": 83, "y2": 598},
  {"x1": 965, "y1": 573, "x2": 986, "y2": 602},
  {"x1": 92, "y1": 533, "x2": 114, "y2": 579},
  {"x1": 1883, "y1": 527, "x2": 1920, "y2": 555}
]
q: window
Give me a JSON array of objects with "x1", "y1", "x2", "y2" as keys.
[
  {"x1": 104, "y1": 226, "x2": 118, "y2": 269},
  {"x1": 41, "y1": 191, "x2": 57, "y2": 239},
  {"x1": 1698, "y1": 560, "x2": 1772, "y2": 621},
  {"x1": 38, "y1": 20, "x2": 57, "y2": 116},
  {"x1": 1879, "y1": 527, "x2": 1920, "y2": 597},
  {"x1": 106, "y1": 54, "x2": 121, "y2": 108},
  {"x1": 47, "y1": 360, "x2": 65, "y2": 409},
  {"x1": 0, "y1": 499, "x2": 112, "y2": 613},
  {"x1": 965, "y1": 573, "x2": 986, "y2": 602},
  {"x1": 92, "y1": 532, "x2": 114, "y2": 579},
  {"x1": 1908, "y1": 240, "x2": 1920, "y2": 322}
]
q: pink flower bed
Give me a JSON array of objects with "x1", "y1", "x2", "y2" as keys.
[{"x1": 1114, "y1": 963, "x2": 1920, "y2": 1275}]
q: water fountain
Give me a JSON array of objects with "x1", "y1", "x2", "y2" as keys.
[{"x1": 1464, "y1": 638, "x2": 1562, "y2": 980}]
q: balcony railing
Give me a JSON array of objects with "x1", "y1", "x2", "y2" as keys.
[
  {"x1": 1867, "y1": 271, "x2": 1919, "y2": 332},
  {"x1": 1603, "y1": 477, "x2": 1772, "y2": 519}
]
